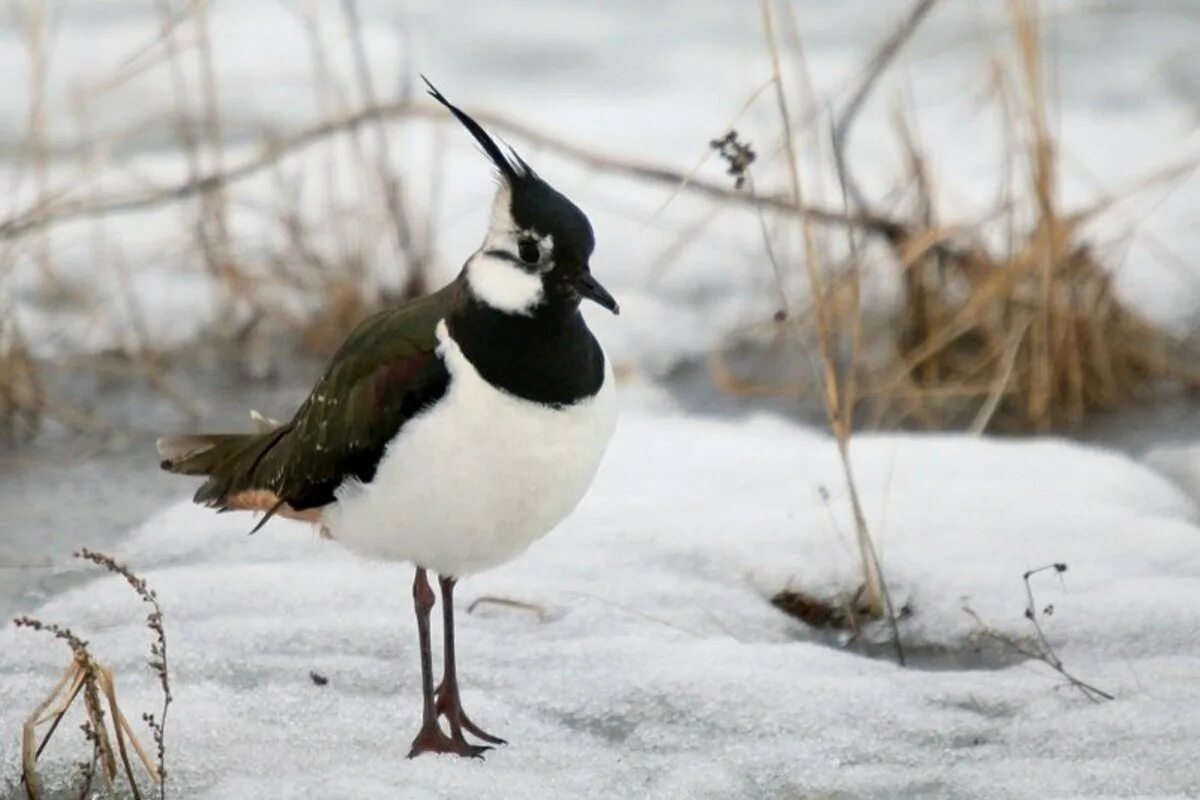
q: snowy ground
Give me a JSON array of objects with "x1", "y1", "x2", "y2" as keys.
[
  {"x1": 3, "y1": 392, "x2": 1200, "y2": 799},
  {"x1": 4, "y1": 3, "x2": 1200, "y2": 798}
]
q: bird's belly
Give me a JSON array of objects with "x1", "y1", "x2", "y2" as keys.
[{"x1": 326, "y1": 345, "x2": 616, "y2": 577}]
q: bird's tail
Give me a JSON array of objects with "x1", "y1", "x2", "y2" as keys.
[
  {"x1": 156, "y1": 410, "x2": 294, "y2": 513},
  {"x1": 157, "y1": 432, "x2": 256, "y2": 478},
  {"x1": 157, "y1": 412, "x2": 324, "y2": 528},
  {"x1": 157, "y1": 431, "x2": 269, "y2": 500}
]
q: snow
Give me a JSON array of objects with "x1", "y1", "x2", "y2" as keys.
[
  {"x1": 4, "y1": 400, "x2": 1200, "y2": 799},
  {"x1": 3, "y1": 2, "x2": 1200, "y2": 798},
  {"x1": 1145, "y1": 443, "x2": 1200, "y2": 506}
]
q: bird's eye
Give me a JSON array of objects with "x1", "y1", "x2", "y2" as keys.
[{"x1": 517, "y1": 239, "x2": 540, "y2": 265}]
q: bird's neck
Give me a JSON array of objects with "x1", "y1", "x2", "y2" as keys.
[{"x1": 447, "y1": 296, "x2": 605, "y2": 407}]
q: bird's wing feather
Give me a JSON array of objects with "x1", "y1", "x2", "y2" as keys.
[{"x1": 191, "y1": 279, "x2": 463, "y2": 512}]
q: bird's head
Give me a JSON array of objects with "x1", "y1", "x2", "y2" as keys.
[{"x1": 425, "y1": 78, "x2": 618, "y2": 318}]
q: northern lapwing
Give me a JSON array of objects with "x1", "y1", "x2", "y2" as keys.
[{"x1": 157, "y1": 79, "x2": 619, "y2": 758}]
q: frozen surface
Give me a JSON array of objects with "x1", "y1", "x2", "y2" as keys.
[
  {"x1": 1145, "y1": 443, "x2": 1200, "y2": 505},
  {"x1": 3, "y1": 3, "x2": 1200, "y2": 798},
  {"x1": 3, "y1": 402, "x2": 1200, "y2": 799}
]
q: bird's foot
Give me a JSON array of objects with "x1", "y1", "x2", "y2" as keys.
[
  {"x1": 435, "y1": 682, "x2": 507, "y2": 746},
  {"x1": 407, "y1": 720, "x2": 491, "y2": 759}
]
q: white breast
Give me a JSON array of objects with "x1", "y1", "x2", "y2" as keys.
[{"x1": 325, "y1": 320, "x2": 617, "y2": 576}]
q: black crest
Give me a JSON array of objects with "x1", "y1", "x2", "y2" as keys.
[
  {"x1": 422, "y1": 76, "x2": 535, "y2": 184},
  {"x1": 421, "y1": 76, "x2": 606, "y2": 310}
]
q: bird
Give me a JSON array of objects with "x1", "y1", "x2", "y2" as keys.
[{"x1": 156, "y1": 78, "x2": 619, "y2": 759}]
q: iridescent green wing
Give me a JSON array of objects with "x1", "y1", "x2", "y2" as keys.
[{"x1": 212, "y1": 279, "x2": 464, "y2": 511}]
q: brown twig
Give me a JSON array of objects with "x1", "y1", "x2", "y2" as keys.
[
  {"x1": 12, "y1": 0, "x2": 60, "y2": 291},
  {"x1": 465, "y1": 595, "x2": 549, "y2": 623},
  {"x1": 963, "y1": 563, "x2": 1113, "y2": 702},
  {"x1": 0, "y1": 100, "x2": 905, "y2": 243},
  {"x1": 14, "y1": 551, "x2": 171, "y2": 799},
  {"x1": 340, "y1": 0, "x2": 425, "y2": 299},
  {"x1": 832, "y1": 0, "x2": 942, "y2": 215},
  {"x1": 13, "y1": 617, "x2": 119, "y2": 794},
  {"x1": 759, "y1": 0, "x2": 906, "y2": 665},
  {"x1": 153, "y1": 0, "x2": 227, "y2": 286},
  {"x1": 76, "y1": 548, "x2": 172, "y2": 798}
]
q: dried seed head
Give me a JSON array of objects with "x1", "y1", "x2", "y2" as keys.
[{"x1": 709, "y1": 129, "x2": 757, "y2": 190}]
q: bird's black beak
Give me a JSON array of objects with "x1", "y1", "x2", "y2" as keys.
[{"x1": 578, "y1": 270, "x2": 619, "y2": 315}]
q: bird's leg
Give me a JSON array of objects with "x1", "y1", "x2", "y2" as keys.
[
  {"x1": 434, "y1": 575, "x2": 507, "y2": 747},
  {"x1": 407, "y1": 568, "x2": 485, "y2": 759}
]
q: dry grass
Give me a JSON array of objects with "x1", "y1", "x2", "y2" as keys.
[
  {"x1": 14, "y1": 549, "x2": 171, "y2": 800},
  {"x1": 757, "y1": 0, "x2": 906, "y2": 663},
  {"x1": 856, "y1": 1, "x2": 1199, "y2": 433},
  {"x1": 770, "y1": 588, "x2": 865, "y2": 633},
  {"x1": 0, "y1": 316, "x2": 42, "y2": 441},
  {"x1": 0, "y1": 0, "x2": 1194, "y2": 445},
  {"x1": 962, "y1": 563, "x2": 1113, "y2": 702},
  {"x1": 715, "y1": 0, "x2": 1200, "y2": 435},
  {"x1": 14, "y1": 628, "x2": 156, "y2": 800},
  {"x1": 0, "y1": 0, "x2": 445, "y2": 438},
  {"x1": 720, "y1": 0, "x2": 1199, "y2": 656}
]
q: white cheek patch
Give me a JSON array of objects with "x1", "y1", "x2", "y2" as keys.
[
  {"x1": 467, "y1": 253, "x2": 544, "y2": 315},
  {"x1": 466, "y1": 183, "x2": 551, "y2": 315}
]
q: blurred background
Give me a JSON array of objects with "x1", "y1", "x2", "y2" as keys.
[{"x1": 2, "y1": 0, "x2": 1199, "y2": 613}]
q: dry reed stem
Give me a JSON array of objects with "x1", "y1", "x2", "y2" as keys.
[
  {"x1": 96, "y1": 665, "x2": 146, "y2": 800},
  {"x1": 17, "y1": 654, "x2": 161, "y2": 799},
  {"x1": 832, "y1": 0, "x2": 941, "y2": 216},
  {"x1": 15, "y1": 551, "x2": 171, "y2": 799},
  {"x1": 0, "y1": 99, "x2": 900, "y2": 243},
  {"x1": 341, "y1": 0, "x2": 427, "y2": 300},
  {"x1": 962, "y1": 563, "x2": 1113, "y2": 703},
  {"x1": 191, "y1": 0, "x2": 229, "y2": 239},
  {"x1": 760, "y1": 0, "x2": 906, "y2": 664},
  {"x1": 79, "y1": 0, "x2": 198, "y2": 101},
  {"x1": 806, "y1": 0, "x2": 1200, "y2": 431},
  {"x1": 0, "y1": 316, "x2": 43, "y2": 440},
  {"x1": 465, "y1": 596, "x2": 550, "y2": 623},
  {"x1": 19, "y1": 662, "x2": 76, "y2": 798},
  {"x1": 75, "y1": 547, "x2": 173, "y2": 797},
  {"x1": 12, "y1": 0, "x2": 59, "y2": 292},
  {"x1": 152, "y1": 0, "x2": 235, "y2": 302},
  {"x1": 97, "y1": 665, "x2": 160, "y2": 791},
  {"x1": 718, "y1": 0, "x2": 1200, "y2": 434},
  {"x1": 640, "y1": 77, "x2": 775, "y2": 234},
  {"x1": 13, "y1": 618, "x2": 115, "y2": 795},
  {"x1": 2, "y1": 0, "x2": 1195, "y2": 444}
]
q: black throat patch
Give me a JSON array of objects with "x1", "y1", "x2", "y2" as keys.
[{"x1": 447, "y1": 298, "x2": 606, "y2": 407}]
